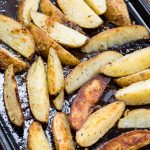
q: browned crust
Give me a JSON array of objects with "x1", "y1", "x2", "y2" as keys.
[
  {"x1": 97, "y1": 130, "x2": 150, "y2": 150},
  {"x1": 69, "y1": 75, "x2": 111, "y2": 130},
  {"x1": 17, "y1": 0, "x2": 25, "y2": 24},
  {"x1": 29, "y1": 23, "x2": 80, "y2": 66}
]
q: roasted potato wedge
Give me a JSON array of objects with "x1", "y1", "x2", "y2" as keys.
[
  {"x1": 52, "y1": 112, "x2": 75, "y2": 150},
  {"x1": 65, "y1": 51, "x2": 122, "y2": 94},
  {"x1": 115, "y1": 79, "x2": 150, "y2": 105},
  {"x1": 97, "y1": 130, "x2": 150, "y2": 150},
  {"x1": 0, "y1": 47, "x2": 28, "y2": 73},
  {"x1": 29, "y1": 23, "x2": 80, "y2": 66},
  {"x1": 18, "y1": 0, "x2": 40, "y2": 26},
  {"x1": 100, "y1": 47, "x2": 150, "y2": 77},
  {"x1": 85, "y1": 0, "x2": 107, "y2": 15},
  {"x1": 53, "y1": 90, "x2": 64, "y2": 110},
  {"x1": 31, "y1": 11, "x2": 88, "y2": 48},
  {"x1": 4, "y1": 65, "x2": 24, "y2": 127},
  {"x1": 104, "y1": 0, "x2": 131, "y2": 26},
  {"x1": 114, "y1": 69, "x2": 150, "y2": 87},
  {"x1": 47, "y1": 48, "x2": 64, "y2": 95},
  {"x1": 28, "y1": 122, "x2": 52, "y2": 150},
  {"x1": 0, "y1": 14, "x2": 35, "y2": 59},
  {"x1": 69, "y1": 75, "x2": 110, "y2": 130},
  {"x1": 27, "y1": 57, "x2": 50, "y2": 123},
  {"x1": 76, "y1": 101, "x2": 125, "y2": 147},
  {"x1": 118, "y1": 109, "x2": 150, "y2": 128},
  {"x1": 82, "y1": 25, "x2": 149, "y2": 53},
  {"x1": 57, "y1": 0, "x2": 103, "y2": 28}
]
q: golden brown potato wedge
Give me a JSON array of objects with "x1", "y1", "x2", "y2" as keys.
[
  {"x1": 27, "y1": 57, "x2": 50, "y2": 123},
  {"x1": 28, "y1": 122, "x2": 52, "y2": 150},
  {"x1": 0, "y1": 14, "x2": 35, "y2": 59},
  {"x1": 0, "y1": 47, "x2": 28, "y2": 73},
  {"x1": 115, "y1": 79, "x2": 150, "y2": 105},
  {"x1": 29, "y1": 23, "x2": 80, "y2": 66},
  {"x1": 18, "y1": 0, "x2": 40, "y2": 26},
  {"x1": 85, "y1": 0, "x2": 107, "y2": 15},
  {"x1": 30, "y1": 11, "x2": 88, "y2": 48},
  {"x1": 53, "y1": 89, "x2": 64, "y2": 110},
  {"x1": 4, "y1": 65, "x2": 24, "y2": 127},
  {"x1": 100, "y1": 47, "x2": 150, "y2": 77},
  {"x1": 40, "y1": 0, "x2": 83, "y2": 33},
  {"x1": 97, "y1": 130, "x2": 150, "y2": 150},
  {"x1": 69, "y1": 75, "x2": 110, "y2": 130},
  {"x1": 47, "y1": 48, "x2": 64, "y2": 95},
  {"x1": 114, "y1": 69, "x2": 150, "y2": 87},
  {"x1": 118, "y1": 109, "x2": 150, "y2": 128},
  {"x1": 76, "y1": 101, "x2": 125, "y2": 147},
  {"x1": 65, "y1": 51, "x2": 122, "y2": 94},
  {"x1": 52, "y1": 112, "x2": 75, "y2": 150},
  {"x1": 104, "y1": 0, "x2": 131, "y2": 26},
  {"x1": 82, "y1": 25, "x2": 149, "y2": 53},
  {"x1": 57, "y1": 0, "x2": 103, "y2": 28}
]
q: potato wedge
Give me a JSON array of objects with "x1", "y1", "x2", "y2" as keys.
[
  {"x1": 104, "y1": 0, "x2": 131, "y2": 26},
  {"x1": 115, "y1": 79, "x2": 150, "y2": 105},
  {"x1": 0, "y1": 14, "x2": 35, "y2": 59},
  {"x1": 57, "y1": 0, "x2": 103, "y2": 28},
  {"x1": 69, "y1": 75, "x2": 110, "y2": 130},
  {"x1": 4, "y1": 65, "x2": 24, "y2": 126},
  {"x1": 53, "y1": 90, "x2": 64, "y2": 110},
  {"x1": 85, "y1": 0, "x2": 107, "y2": 15},
  {"x1": 100, "y1": 47, "x2": 150, "y2": 77},
  {"x1": 29, "y1": 23, "x2": 80, "y2": 66},
  {"x1": 47, "y1": 48, "x2": 64, "y2": 95},
  {"x1": 114, "y1": 69, "x2": 150, "y2": 87},
  {"x1": 28, "y1": 122, "x2": 52, "y2": 150},
  {"x1": 82, "y1": 25, "x2": 149, "y2": 53},
  {"x1": 65, "y1": 51, "x2": 122, "y2": 94},
  {"x1": 18, "y1": 0, "x2": 40, "y2": 26},
  {"x1": 52, "y1": 112, "x2": 75, "y2": 150},
  {"x1": 30, "y1": 11, "x2": 88, "y2": 48},
  {"x1": 27, "y1": 57, "x2": 50, "y2": 123},
  {"x1": 0, "y1": 47, "x2": 28, "y2": 73},
  {"x1": 118, "y1": 109, "x2": 150, "y2": 128},
  {"x1": 97, "y1": 130, "x2": 150, "y2": 150},
  {"x1": 76, "y1": 101, "x2": 125, "y2": 147}
]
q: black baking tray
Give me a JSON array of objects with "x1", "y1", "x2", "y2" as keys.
[{"x1": 0, "y1": 0, "x2": 150, "y2": 150}]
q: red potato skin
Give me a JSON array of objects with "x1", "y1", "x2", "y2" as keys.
[
  {"x1": 97, "y1": 130, "x2": 150, "y2": 150},
  {"x1": 69, "y1": 75, "x2": 110, "y2": 130}
]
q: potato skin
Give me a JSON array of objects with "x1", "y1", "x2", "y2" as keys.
[
  {"x1": 104, "y1": 0, "x2": 131, "y2": 26},
  {"x1": 69, "y1": 75, "x2": 110, "y2": 130},
  {"x1": 52, "y1": 112, "x2": 75, "y2": 150},
  {"x1": 97, "y1": 130, "x2": 150, "y2": 150}
]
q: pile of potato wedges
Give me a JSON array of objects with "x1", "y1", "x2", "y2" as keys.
[{"x1": 0, "y1": 0, "x2": 150, "y2": 149}]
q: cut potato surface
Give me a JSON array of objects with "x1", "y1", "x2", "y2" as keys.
[
  {"x1": 85, "y1": 0, "x2": 107, "y2": 15},
  {"x1": 4, "y1": 65, "x2": 24, "y2": 126},
  {"x1": 82, "y1": 25, "x2": 149, "y2": 53},
  {"x1": 28, "y1": 122, "x2": 52, "y2": 150},
  {"x1": 114, "y1": 69, "x2": 150, "y2": 87},
  {"x1": 52, "y1": 112, "x2": 75, "y2": 150},
  {"x1": 27, "y1": 57, "x2": 50, "y2": 123},
  {"x1": 115, "y1": 79, "x2": 150, "y2": 105},
  {"x1": 57, "y1": 0, "x2": 103, "y2": 28},
  {"x1": 118, "y1": 109, "x2": 150, "y2": 128},
  {"x1": 100, "y1": 47, "x2": 150, "y2": 77},
  {"x1": 31, "y1": 11, "x2": 88, "y2": 48},
  {"x1": 18, "y1": 0, "x2": 40, "y2": 26},
  {"x1": 76, "y1": 101, "x2": 125, "y2": 147},
  {"x1": 65, "y1": 51, "x2": 123, "y2": 94},
  {"x1": 104, "y1": 0, "x2": 131, "y2": 26},
  {"x1": 0, "y1": 47, "x2": 28, "y2": 73},
  {"x1": 0, "y1": 14, "x2": 35, "y2": 59},
  {"x1": 97, "y1": 130, "x2": 150, "y2": 150}
]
